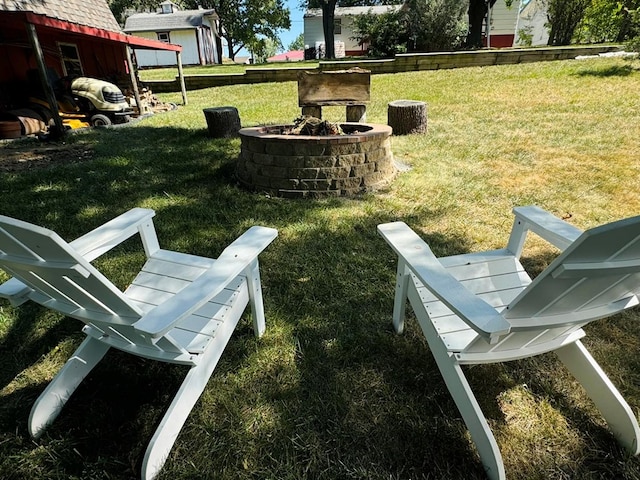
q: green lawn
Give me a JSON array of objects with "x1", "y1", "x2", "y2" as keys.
[{"x1": 0, "y1": 56, "x2": 639, "y2": 480}]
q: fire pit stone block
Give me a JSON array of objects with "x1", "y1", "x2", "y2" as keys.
[{"x1": 237, "y1": 123, "x2": 395, "y2": 197}]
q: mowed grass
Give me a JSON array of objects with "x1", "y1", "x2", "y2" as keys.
[{"x1": 0, "y1": 56, "x2": 639, "y2": 480}]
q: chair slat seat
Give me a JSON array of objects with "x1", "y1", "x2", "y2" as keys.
[
  {"x1": 378, "y1": 206, "x2": 640, "y2": 480},
  {"x1": 0, "y1": 208, "x2": 277, "y2": 480}
]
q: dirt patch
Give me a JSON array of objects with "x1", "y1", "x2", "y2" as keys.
[{"x1": 0, "y1": 142, "x2": 94, "y2": 173}]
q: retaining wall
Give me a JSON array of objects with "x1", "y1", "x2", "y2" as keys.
[{"x1": 144, "y1": 45, "x2": 621, "y2": 93}]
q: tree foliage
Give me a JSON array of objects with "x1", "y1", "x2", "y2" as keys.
[
  {"x1": 351, "y1": 0, "x2": 467, "y2": 56},
  {"x1": 543, "y1": 0, "x2": 591, "y2": 45},
  {"x1": 301, "y1": 1, "x2": 397, "y2": 58},
  {"x1": 288, "y1": 33, "x2": 306, "y2": 51},
  {"x1": 109, "y1": 0, "x2": 290, "y2": 60}
]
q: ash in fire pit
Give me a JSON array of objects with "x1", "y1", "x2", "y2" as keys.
[{"x1": 236, "y1": 120, "x2": 395, "y2": 198}]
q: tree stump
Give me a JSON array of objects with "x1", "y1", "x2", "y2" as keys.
[
  {"x1": 203, "y1": 106, "x2": 241, "y2": 138},
  {"x1": 387, "y1": 100, "x2": 427, "y2": 135}
]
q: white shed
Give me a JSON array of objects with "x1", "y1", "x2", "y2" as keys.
[{"x1": 124, "y1": 1, "x2": 220, "y2": 67}]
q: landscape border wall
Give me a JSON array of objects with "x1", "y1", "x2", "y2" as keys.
[{"x1": 144, "y1": 45, "x2": 621, "y2": 93}]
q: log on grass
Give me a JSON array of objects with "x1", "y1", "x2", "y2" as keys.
[
  {"x1": 203, "y1": 106, "x2": 241, "y2": 138},
  {"x1": 387, "y1": 100, "x2": 427, "y2": 135}
]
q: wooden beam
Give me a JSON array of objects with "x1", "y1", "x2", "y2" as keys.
[
  {"x1": 125, "y1": 46, "x2": 143, "y2": 117},
  {"x1": 25, "y1": 22, "x2": 65, "y2": 137},
  {"x1": 176, "y1": 51, "x2": 188, "y2": 106}
]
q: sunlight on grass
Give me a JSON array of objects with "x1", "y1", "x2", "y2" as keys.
[{"x1": 0, "y1": 56, "x2": 639, "y2": 480}]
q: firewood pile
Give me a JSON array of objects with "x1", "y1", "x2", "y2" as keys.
[
  {"x1": 283, "y1": 116, "x2": 344, "y2": 136},
  {"x1": 124, "y1": 87, "x2": 176, "y2": 115}
]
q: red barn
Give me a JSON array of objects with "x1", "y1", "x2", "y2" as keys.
[{"x1": 0, "y1": 0, "x2": 183, "y2": 133}]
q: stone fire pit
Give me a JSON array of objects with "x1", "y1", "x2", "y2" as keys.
[{"x1": 236, "y1": 122, "x2": 395, "y2": 198}]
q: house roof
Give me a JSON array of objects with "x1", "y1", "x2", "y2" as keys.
[
  {"x1": 0, "y1": 1, "x2": 181, "y2": 52},
  {"x1": 304, "y1": 5, "x2": 403, "y2": 18},
  {"x1": 267, "y1": 50, "x2": 304, "y2": 62},
  {"x1": 0, "y1": 0, "x2": 122, "y2": 33},
  {"x1": 124, "y1": 9, "x2": 218, "y2": 33}
]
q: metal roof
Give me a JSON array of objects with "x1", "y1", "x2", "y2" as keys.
[{"x1": 124, "y1": 9, "x2": 218, "y2": 33}]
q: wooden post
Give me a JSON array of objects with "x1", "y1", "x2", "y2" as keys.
[
  {"x1": 203, "y1": 106, "x2": 241, "y2": 137},
  {"x1": 302, "y1": 106, "x2": 322, "y2": 119},
  {"x1": 26, "y1": 22, "x2": 65, "y2": 137},
  {"x1": 176, "y1": 51, "x2": 188, "y2": 106},
  {"x1": 346, "y1": 105, "x2": 366, "y2": 122},
  {"x1": 387, "y1": 100, "x2": 428, "y2": 135},
  {"x1": 125, "y1": 46, "x2": 143, "y2": 116}
]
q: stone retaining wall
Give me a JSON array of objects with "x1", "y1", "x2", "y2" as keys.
[{"x1": 236, "y1": 124, "x2": 395, "y2": 198}]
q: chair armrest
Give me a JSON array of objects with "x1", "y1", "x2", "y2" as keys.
[
  {"x1": 0, "y1": 208, "x2": 157, "y2": 306},
  {"x1": 507, "y1": 206, "x2": 583, "y2": 256},
  {"x1": 378, "y1": 222, "x2": 511, "y2": 344},
  {"x1": 70, "y1": 208, "x2": 156, "y2": 262},
  {"x1": 133, "y1": 226, "x2": 278, "y2": 339}
]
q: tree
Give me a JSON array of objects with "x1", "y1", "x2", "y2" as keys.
[
  {"x1": 108, "y1": 0, "x2": 161, "y2": 24},
  {"x1": 288, "y1": 33, "x2": 306, "y2": 51},
  {"x1": 351, "y1": 0, "x2": 467, "y2": 56},
  {"x1": 466, "y1": 0, "x2": 513, "y2": 49},
  {"x1": 109, "y1": 1, "x2": 291, "y2": 61},
  {"x1": 184, "y1": 0, "x2": 291, "y2": 60},
  {"x1": 302, "y1": 0, "x2": 397, "y2": 59},
  {"x1": 544, "y1": 0, "x2": 591, "y2": 45}
]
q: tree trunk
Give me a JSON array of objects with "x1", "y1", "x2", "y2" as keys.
[
  {"x1": 466, "y1": 0, "x2": 496, "y2": 48},
  {"x1": 387, "y1": 100, "x2": 427, "y2": 135},
  {"x1": 322, "y1": 1, "x2": 337, "y2": 59}
]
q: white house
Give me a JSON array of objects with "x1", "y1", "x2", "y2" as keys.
[
  {"x1": 485, "y1": 1, "x2": 519, "y2": 47},
  {"x1": 486, "y1": 0, "x2": 549, "y2": 47},
  {"x1": 303, "y1": 1, "x2": 548, "y2": 56},
  {"x1": 513, "y1": 0, "x2": 550, "y2": 46},
  {"x1": 124, "y1": 1, "x2": 220, "y2": 67},
  {"x1": 304, "y1": 5, "x2": 404, "y2": 58}
]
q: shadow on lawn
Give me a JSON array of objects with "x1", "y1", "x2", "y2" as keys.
[
  {"x1": 1, "y1": 125, "x2": 639, "y2": 479},
  {"x1": 575, "y1": 63, "x2": 637, "y2": 77}
]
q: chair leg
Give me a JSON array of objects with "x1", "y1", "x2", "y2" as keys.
[
  {"x1": 408, "y1": 285, "x2": 505, "y2": 480},
  {"x1": 141, "y1": 315, "x2": 239, "y2": 480},
  {"x1": 29, "y1": 336, "x2": 110, "y2": 438},
  {"x1": 555, "y1": 340, "x2": 640, "y2": 455},
  {"x1": 392, "y1": 261, "x2": 410, "y2": 334},
  {"x1": 244, "y1": 258, "x2": 266, "y2": 338}
]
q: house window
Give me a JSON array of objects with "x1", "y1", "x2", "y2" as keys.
[
  {"x1": 157, "y1": 31, "x2": 171, "y2": 43},
  {"x1": 58, "y1": 43, "x2": 83, "y2": 77},
  {"x1": 334, "y1": 18, "x2": 342, "y2": 35}
]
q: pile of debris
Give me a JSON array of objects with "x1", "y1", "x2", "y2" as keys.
[
  {"x1": 129, "y1": 87, "x2": 177, "y2": 115},
  {"x1": 283, "y1": 116, "x2": 344, "y2": 136}
]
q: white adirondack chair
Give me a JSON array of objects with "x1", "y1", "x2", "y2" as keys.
[
  {"x1": 378, "y1": 206, "x2": 640, "y2": 480},
  {"x1": 0, "y1": 208, "x2": 277, "y2": 480}
]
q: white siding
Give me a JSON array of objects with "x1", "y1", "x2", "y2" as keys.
[
  {"x1": 304, "y1": 15, "x2": 367, "y2": 55},
  {"x1": 488, "y1": 1, "x2": 518, "y2": 36},
  {"x1": 133, "y1": 30, "x2": 199, "y2": 67}
]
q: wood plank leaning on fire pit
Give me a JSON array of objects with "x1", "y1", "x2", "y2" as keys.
[{"x1": 298, "y1": 69, "x2": 370, "y2": 122}]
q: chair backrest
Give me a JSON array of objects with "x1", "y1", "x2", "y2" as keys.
[
  {"x1": 505, "y1": 214, "x2": 640, "y2": 329},
  {"x1": 0, "y1": 215, "x2": 142, "y2": 324}
]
